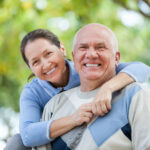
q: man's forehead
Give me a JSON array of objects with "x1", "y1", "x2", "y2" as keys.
[
  {"x1": 76, "y1": 29, "x2": 109, "y2": 45},
  {"x1": 78, "y1": 40, "x2": 106, "y2": 45}
]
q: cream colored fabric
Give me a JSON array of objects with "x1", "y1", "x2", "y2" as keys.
[
  {"x1": 129, "y1": 85, "x2": 150, "y2": 150},
  {"x1": 36, "y1": 83, "x2": 150, "y2": 150}
]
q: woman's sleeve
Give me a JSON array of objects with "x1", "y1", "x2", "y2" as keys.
[
  {"x1": 19, "y1": 87, "x2": 53, "y2": 147},
  {"x1": 116, "y1": 62, "x2": 150, "y2": 82}
]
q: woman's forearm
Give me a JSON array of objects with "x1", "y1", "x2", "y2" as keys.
[
  {"x1": 50, "y1": 102, "x2": 93, "y2": 139},
  {"x1": 50, "y1": 115, "x2": 76, "y2": 139},
  {"x1": 92, "y1": 72, "x2": 135, "y2": 116},
  {"x1": 102, "y1": 72, "x2": 134, "y2": 92}
]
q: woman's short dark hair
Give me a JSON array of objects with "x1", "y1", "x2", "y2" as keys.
[{"x1": 20, "y1": 29, "x2": 61, "y2": 66}]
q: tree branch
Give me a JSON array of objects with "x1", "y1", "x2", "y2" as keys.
[
  {"x1": 113, "y1": 0, "x2": 150, "y2": 19},
  {"x1": 137, "y1": 0, "x2": 150, "y2": 19},
  {"x1": 138, "y1": 8, "x2": 150, "y2": 19},
  {"x1": 143, "y1": 0, "x2": 150, "y2": 7}
]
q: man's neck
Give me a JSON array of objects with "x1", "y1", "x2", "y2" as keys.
[
  {"x1": 80, "y1": 79, "x2": 104, "y2": 92},
  {"x1": 80, "y1": 74, "x2": 115, "y2": 92}
]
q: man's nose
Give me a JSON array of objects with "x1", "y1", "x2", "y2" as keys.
[{"x1": 86, "y1": 47, "x2": 98, "y2": 58}]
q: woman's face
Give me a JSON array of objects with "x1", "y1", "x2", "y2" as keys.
[{"x1": 25, "y1": 38, "x2": 67, "y2": 86}]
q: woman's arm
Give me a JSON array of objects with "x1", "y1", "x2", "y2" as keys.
[
  {"x1": 116, "y1": 62, "x2": 150, "y2": 82},
  {"x1": 20, "y1": 86, "x2": 93, "y2": 145},
  {"x1": 20, "y1": 87, "x2": 53, "y2": 147},
  {"x1": 50, "y1": 103, "x2": 92, "y2": 138},
  {"x1": 92, "y1": 62, "x2": 150, "y2": 116}
]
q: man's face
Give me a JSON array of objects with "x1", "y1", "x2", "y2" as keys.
[{"x1": 72, "y1": 26, "x2": 120, "y2": 84}]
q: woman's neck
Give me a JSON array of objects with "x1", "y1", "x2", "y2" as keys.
[{"x1": 51, "y1": 62, "x2": 69, "y2": 88}]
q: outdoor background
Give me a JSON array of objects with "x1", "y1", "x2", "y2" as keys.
[{"x1": 0, "y1": 0, "x2": 150, "y2": 149}]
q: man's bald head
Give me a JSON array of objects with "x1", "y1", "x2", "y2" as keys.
[{"x1": 73, "y1": 23, "x2": 118, "y2": 54}]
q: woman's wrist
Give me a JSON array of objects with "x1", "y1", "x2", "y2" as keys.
[
  {"x1": 50, "y1": 115, "x2": 77, "y2": 139},
  {"x1": 101, "y1": 82, "x2": 113, "y2": 93}
]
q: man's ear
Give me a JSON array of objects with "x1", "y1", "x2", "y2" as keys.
[
  {"x1": 115, "y1": 51, "x2": 120, "y2": 66},
  {"x1": 60, "y1": 43, "x2": 66, "y2": 57}
]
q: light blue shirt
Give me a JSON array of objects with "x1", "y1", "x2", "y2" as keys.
[{"x1": 19, "y1": 60, "x2": 150, "y2": 147}]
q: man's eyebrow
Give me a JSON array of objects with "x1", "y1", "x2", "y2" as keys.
[
  {"x1": 79, "y1": 43, "x2": 87, "y2": 45},
  {"x1": 97, "y1": 42, "x2": 105, "y2": 45},
  {"x1": 79, "y1": 42, "x2": 105, "y2": 45},
  {"x1": 78, "y1": 43, "x2": 88, "y2": 48}
]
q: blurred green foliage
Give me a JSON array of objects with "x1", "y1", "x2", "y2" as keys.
[{"x1": 0, "y1": 0, "x2": 150, "y2": 112}]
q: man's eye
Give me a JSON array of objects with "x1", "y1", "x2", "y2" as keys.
[
  {"x1": 97, "y1": 46, "x2": 104, "y2": 49},
  {"x1": 47, "y1": 52, "x2": 51, "y2": 55},
  {"x1": 96, "y1": 46, "x2": 105, "y2": 50},
  {"x1": 79, "y1": 46, "x2": 87, "y2": 50}
]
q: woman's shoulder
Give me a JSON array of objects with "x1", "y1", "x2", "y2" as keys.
[
  {"x1": 20, "y1": 78, "x2": 39, "y2": 95},
  {"x1": 24, "y1": 77, "x2": 39, "y2": 89},
  {"x1": 20, "y1": 77, "x2": 49, "y2": 105},
  {"x1": 21, "y1": 77, "x2": 47, "y2": 96},
  {"x1": 21, "y1": 77, "x2": 53, "y2": 99}
]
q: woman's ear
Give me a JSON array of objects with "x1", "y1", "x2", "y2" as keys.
[{"x1": 60, "y1": 43, "x2": 66, "y2": 57}]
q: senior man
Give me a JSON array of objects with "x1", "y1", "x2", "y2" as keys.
[{"x1": 37, "y1": 23, "x2": 150, "y2": 150}]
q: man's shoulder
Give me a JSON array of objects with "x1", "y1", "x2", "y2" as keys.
[
  {"x1": 128, "y1": 82, "x2": 150, "y2": 98},
  {"x1": 120, "y1": 82, "x2": 142, "y2": 93},
  {"x1": 114, "y1": 82, "x2": 149, "y2": 104},
  {"x1": 123, "y1": 82, "x2": 149, "y2": 93}
]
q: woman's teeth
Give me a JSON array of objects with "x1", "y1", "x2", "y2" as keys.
[{"x1": 46, "y1": 68, "x2": 55, "y2": 75}]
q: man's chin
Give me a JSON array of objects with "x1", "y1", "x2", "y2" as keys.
[{"x1": 83, "y1": 75, "x2": 102, "y2": 80}]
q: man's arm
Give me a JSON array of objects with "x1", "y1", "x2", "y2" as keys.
[{"x1": 92, "y1": 62, "x2": 150, "y2": 116}]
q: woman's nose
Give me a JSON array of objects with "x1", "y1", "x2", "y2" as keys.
[{"x1": 42, "y1": 59, "x2": 50, "y2": 70}]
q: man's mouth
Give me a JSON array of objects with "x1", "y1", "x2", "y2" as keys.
[
  {"x1": 84, "y1": 64, "x2": 101, "y2": 67},
  {"x1": 45, "y1": 67, "x2": 56, "y2": 75}
]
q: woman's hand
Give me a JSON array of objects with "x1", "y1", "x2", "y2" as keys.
[
  {"x1": 50, "y1": 103, "x2": 93, "y2": 138},
  {"x1": 92, "y1": 85, "x2": 112, "y2": 116},
  {"x1": 71, "y1": 103, "x2": 93, "y2": 126},
  {"x1": 92, "y1": 72, "x2": 135, "y2": 116}
]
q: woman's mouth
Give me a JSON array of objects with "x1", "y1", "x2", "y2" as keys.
[{"x1": 45, "y1": 67, "x2": 56, "y2": 75}]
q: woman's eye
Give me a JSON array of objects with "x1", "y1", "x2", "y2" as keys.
[
  {"x1": 46, "y1": 52, "x2": 52, "y2": 56},
  {"x1": 33, "y1": 60, "x2": 38, "y2": 65}
]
